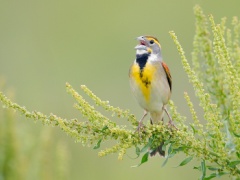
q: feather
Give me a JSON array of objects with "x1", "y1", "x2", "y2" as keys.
[{"x1": 161, "y1": 62, "x2": 172, "y2": 91}]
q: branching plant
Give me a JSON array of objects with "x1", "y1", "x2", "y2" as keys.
[{"x1": 1, "y1": 5, "x2": 240, "y2": 179}]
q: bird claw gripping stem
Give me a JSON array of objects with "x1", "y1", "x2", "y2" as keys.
[{"x1": 135, "y1": 121, "x2": 146, "y2": 138}]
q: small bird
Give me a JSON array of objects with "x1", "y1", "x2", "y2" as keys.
[{"x1": 129, "y1": 35, "x2": 172, "y2": 156}]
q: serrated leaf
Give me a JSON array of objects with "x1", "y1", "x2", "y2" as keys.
[
  {"x1": 177, "y1": 156, "x2": 193, "y2": 167},
  {"x1": 131, "y1": 152, "x2": 149, "y2": 168},
  {"x1": 229, "y1": 160, "x2": 240, "y2": 167},
  {"x1": 93, "y1": 139, "x2": 102, "y2": 149}
]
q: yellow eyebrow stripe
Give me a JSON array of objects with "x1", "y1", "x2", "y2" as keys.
[{"x1": 146, "y1": 37, "x2": 161, "y2": 48}]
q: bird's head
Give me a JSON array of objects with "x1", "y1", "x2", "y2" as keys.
[{"x1": 136, "y1": 35, "x2": 161, "y2": 55}]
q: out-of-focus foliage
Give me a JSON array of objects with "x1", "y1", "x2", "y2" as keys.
[{"x1": 0, "y1": 83, "x2": 69, "y2": 180}]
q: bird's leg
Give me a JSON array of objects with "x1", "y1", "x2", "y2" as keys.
[
  {"x1": 163, "y1": 106, "x2": 177, "y2": 129},
  {"x1": 163, "y1": 106, "x2": 172, "y2": 124},
  {"x1": 136, "y1": 110, "x2": 148, "y2": 133}
]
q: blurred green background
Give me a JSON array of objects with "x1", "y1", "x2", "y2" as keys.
[{"x1": 0, "y1": 0, "x2": 240, "y2": 179}]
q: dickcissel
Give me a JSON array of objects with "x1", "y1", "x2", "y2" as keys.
[{"x1": 129, "y1": 35, "x2": 172, "y2": 156}]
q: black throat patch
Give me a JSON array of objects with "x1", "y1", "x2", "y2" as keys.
[
  {"x1": 136, "y1": 53, "x2": 151, "y2": 88},
  {"x1": 136, "y1": 53, "x2": 149, "y2": 71}
]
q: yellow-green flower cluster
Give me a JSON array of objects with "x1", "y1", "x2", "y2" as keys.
[
  {"x1": 167, "y1": 5, "x2": 240, "y2": 178},
  {"x1": 0, "y1": 81, "x2": 239, "y2": 177},
  {"x1": 80, "y1": 85, "x2": 136, "y2": 124}
]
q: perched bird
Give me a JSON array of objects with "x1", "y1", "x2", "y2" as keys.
[{"x1": 129, "y1": 35, "x2": 172, "y2": 156}]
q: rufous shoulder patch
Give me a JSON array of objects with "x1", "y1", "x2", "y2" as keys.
[{"x1": 161, "y1": 62, "x2": 172, "y2": 91}]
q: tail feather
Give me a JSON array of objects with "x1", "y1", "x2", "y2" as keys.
[
  {"x1": 150, "y1": 142, "x2": 165, "y2": 157},
  {"x1": 149, "y1": 111, "x2": 165, "y2": 157}
]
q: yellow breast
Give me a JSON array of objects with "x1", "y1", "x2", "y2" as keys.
[{"x1": 130, "y1": 63, "x2": 156, "y2": 102}]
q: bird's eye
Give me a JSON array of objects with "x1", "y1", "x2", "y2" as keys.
[{"x1": 150, "y1": 40, "x2": 154, "y2": 44}]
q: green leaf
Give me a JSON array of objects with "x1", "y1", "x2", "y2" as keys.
[
  {"x1": 140, "y1": 143, "x2": 150, "y2": 154},
  {"x1": 207, "y1": 166, "x2": 219, "y2": 171},
  {"x1": 162, "y1": 157, "x2": 169, "y2": 167},
  {"x1": 141, "y1": 152, "x2": 149, "y2": 164},
  {"x1": 136, "y1": 146, "x2": 140, "y2": 156},
  {"x1": 161, "y1": 143, "x2": 167, "y2": 152},
  {"x1": 190, "y1": 124, "x2": 197, "y2": 134},
  {"x1": 216, "y1": 171, "x2": 229, "y2": 177},
  {"x1": 174, "y1": 146, "x2": 185, "y2": 152},
  {"x1": 167, "y1": 143, "x2": 173, "y2": 154},
  {"x1": 93, "y1": 139, "x2": 102, "y2": 149},
  {"x1": 229, "y1": 160, "x2": 240, "y2": 167},
  {"x1": 125, "y1": 146, "x2": 141, "y2": 160},
  {"x1": 141, "y1": 144, "x2": 150, "y2": 153},
  {"x1": 236, "y1": 151, "x2": 240, "y2": 159},
  {"x1": 131, "y1": 152, "x2": 149, "y2": 168},
  {"x1": 203, "y1": 173, "x2": 216, "y2": 180},
  {"x1": 233, "y1": 131, "x2": 240, "y2": 137},
  {"x1": 131, "y1": 136, "x2": 154, "y2": 160},
  {"x1": 200, "y1": 160, "x2": 206, "y2": 180},
  {"x1": 176, "y1": 156, "x2": 193, "y2": 167},
  {"x1": 193, "y1": 166, "x2": 201, "y2": 171},
  {"x1": 209, "y1": 151, "x2": 220, "y2": 157},
  {"x1": 101, "y1": 125, "x2": 108, "y2": 132},
  {"x1": 203, "y1": 172, "x2": 228, "y2": 180},
  {"x1": 168, "y1": 146, "x2": 186, "y2": 159},
  {"x1": 168, "y1": 153, "x2": 176, "y2": 158},
  {"x1": 161, "y1": 139, "x2": 171, "y2": 151},
  {"x1": 140, "y1": 136, "x2": 154, "y2": 153}
]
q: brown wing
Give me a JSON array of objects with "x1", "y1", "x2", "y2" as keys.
[{"x1": 161, "y1": 62, "x2": 172, "y2": 91}]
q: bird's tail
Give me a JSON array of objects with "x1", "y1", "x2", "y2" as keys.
[
  {"x1": 150, "y1": 111, "x2": 164, "y2": 124},
  {"x1": 150, "y1": 142, "x2": 165, "y2": 157},
  {"x1": 149, "y1": 111, "x2": 165, "y2": 157}
]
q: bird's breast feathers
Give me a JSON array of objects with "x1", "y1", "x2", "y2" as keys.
[
  {"x1": 129, "y1": 59, "x2": 171, "y2": 112},
  {"x1": 130, "y1": 62, "x2": 156, "y2": 102}
]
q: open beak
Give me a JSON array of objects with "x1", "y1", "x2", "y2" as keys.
[{"x1": 136, "y1": 36, "x2": 147, "y2": 46}]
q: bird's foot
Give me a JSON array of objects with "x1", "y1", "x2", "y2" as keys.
[
  {"x1": 168, "y1": 119, "x2": 178, "y2": 130},
  {"x1": 135, "y1": 121, "x2": 145, "y2": 138}
]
